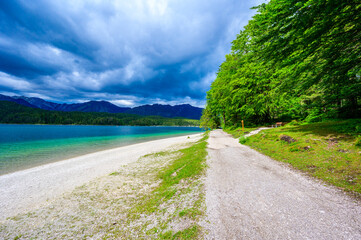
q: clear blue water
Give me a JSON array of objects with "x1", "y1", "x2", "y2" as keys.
[{"x1": 0, "y1": 124, "x2": 202, "y2": 175}]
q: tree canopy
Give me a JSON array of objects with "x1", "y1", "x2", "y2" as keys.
[{"x1": 203, "y1": 0, "x2": 361, "y2": 128}]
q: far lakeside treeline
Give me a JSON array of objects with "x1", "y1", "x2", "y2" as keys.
[
  {"x1": 0, "y1": 101, "x2": 199, "y2": 126},
  {"x1": 201, "y1": 0, "x2": 361, "y2": 128}
]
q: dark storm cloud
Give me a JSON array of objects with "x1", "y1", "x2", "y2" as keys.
[{"x1": 0, "y1": 0, "x2": 262, "y2": 107}]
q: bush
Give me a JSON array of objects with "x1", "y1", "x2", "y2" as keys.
[
  {"x1": 356, "y1": 125, "x2": 361, "y2": 133},
  {"x1": 304, "y1": 112, "x2": 322, "y2": 123},
  {"x1": 239, "y1": 136, "x2": 247, "y2": 144},
  {"x1": 355, "y1": 136, "x2": 361, "y2": 147},
  {"x1": 288, "y1": 120, "x2": 300, "y2": 126}
]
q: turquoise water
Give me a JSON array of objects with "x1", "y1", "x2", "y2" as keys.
[{"x1": 0, "y1": 124, "x2": 202, "y2": 175}]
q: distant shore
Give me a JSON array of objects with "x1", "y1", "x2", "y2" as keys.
[{"x1": 0, "y1": 133, "x2": 202, "y2": 221}]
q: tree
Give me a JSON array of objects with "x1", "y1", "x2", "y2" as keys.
[{"x1": 203, "y1": 0, "x2": 361, "y2": 128}]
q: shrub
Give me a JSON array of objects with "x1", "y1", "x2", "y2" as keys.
[
  {"x1": 304, "y1": 112, "x2": 322, "y2": 123},
  {"x1": 355, "y1": 136, "x2": 361, "y2": 147},
  {"x1": 239, "y1": 136, "x2": 247, "y2": 144},
  {"x1": 356, "y1": 125, "x2": 361, "y2": 133},
  {"x1": 288, "y1": 120, "x2": 300, "y2": 126}
]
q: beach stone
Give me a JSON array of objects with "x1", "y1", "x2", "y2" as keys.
[
  {"x1": 328, "y1": 138, "x2": 339, "y2": 143},
  {"x1": 337, "y1": 149, "x2": 349, "y2": 153},
  {"x1": 280, "y1": 135, "x2": 296, "y2": 143}
]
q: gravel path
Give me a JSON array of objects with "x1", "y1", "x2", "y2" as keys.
[
  {"x1": 204, "y1": 129, "x2": 361, "y2": 240},
  {"x1": 0, "y1": 133, "x2": 201, "y2": 221},
  {"x1": 244, "y1": 127, "x2": 271, "y2": 137}
]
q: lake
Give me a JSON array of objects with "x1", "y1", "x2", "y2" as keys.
[{"x1": 0, "y1": 124, "x2": 202, "y2": 175}]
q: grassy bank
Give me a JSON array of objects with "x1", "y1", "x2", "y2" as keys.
[
  {"x1": 0, "y1": 133, "x2": 209, "y2": 239},
  {"x1": 123, "y1": 132, "x2": 209, "y2": 239},
  {"x1": 240, "y1": 119, "x2": 361, "y2": 195},
  {"x1": 224, "y1": 126, "x2": 259, "y2": 138}
]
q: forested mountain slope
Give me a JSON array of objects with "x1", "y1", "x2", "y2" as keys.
[
  {"x1": 0, "y1": 94, "x2": 203, "y2": 119},
  {"x1": 0, "y1": 101, "x2": 198, "y2": 126}
]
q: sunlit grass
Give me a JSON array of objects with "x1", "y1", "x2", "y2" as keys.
[
  {"x1": 224, "y1": 126, "x2": 259, "y2": 138},
  {"x1": 110, "y1": 132, "x2": 209, "y2": 239},
  {"x1": 244, "y1": 119, "x2": 361, "y2": 194}
]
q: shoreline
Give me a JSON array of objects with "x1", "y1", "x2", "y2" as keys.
[
  {"x1": 0, "y1": 123, "x2": 199, "y2": 127},
  {"x1": 0, "y1": 133, "x2": 202, "y2": 221},
  {"x1": 0, "y1": 129, "x2": 203, "y2": 176}
]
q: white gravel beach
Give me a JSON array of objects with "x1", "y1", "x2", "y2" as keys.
[{"x1": 0, "y1": 133, "x2": 202, "y2": 221}]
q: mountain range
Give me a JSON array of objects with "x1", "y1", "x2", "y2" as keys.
[{"x1": 0, "y1": 94, "x2": 203, "y2": 120}]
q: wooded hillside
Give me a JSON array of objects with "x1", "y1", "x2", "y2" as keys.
[{"x1": 0, "y1": 101, "x2": 198, "y2": 126}]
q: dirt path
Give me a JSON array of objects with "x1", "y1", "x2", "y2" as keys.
[
  {"x1": 244, "y1": 127, "x2": 270, "y2": 137},
  {"x1": 203, "y1": 129, "x2": 361, "y2": 240}
]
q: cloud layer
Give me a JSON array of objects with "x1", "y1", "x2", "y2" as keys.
[{"x1": 0, "y1": 0, "x2": 261, "y2": 107}]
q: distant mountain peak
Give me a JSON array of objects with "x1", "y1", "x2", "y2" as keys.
[
  {"x1": 127, "y1": 103, "x2": 202, "y2": 119},
  {"x1": 0, "y1": 94, "x2": 203, "y2": 119},
  {"x1": 0, "y1": 94, "x2": 38, "y2": 108}
]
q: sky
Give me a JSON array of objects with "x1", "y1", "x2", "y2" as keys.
[{"x1": 0, "y1": 0, "x2": 263, "y2": 107}]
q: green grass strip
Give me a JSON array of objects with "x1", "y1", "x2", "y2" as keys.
[
  {"x1": 243, "y1": 119, "x2": 361, "y2": 195},
  {"x1": 114, "y1": 132, "x2": 210, "y2": 239},
  {"x1": 134, "y1": 132, "x2": 209, "y2": 214}
]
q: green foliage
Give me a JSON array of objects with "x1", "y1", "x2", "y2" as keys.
[
  {"x1": 0, "y1": 101, "x2": 198, "y2": 126},
  {"x1": 288, "y1": 120, "x2": 300, "y2": 126},
  {"x1": 356, "y1": 125, "x2": 361, "y2": 133},
  {"x1": 355, "y1": 136, "x2": 361, "y2": 147},
  {"x1": 159, "y1": 226, "x2": 199, "y2": 239},
  {"x1": 135, "y1": 133, "x2": 209, "y2": 214},
  {"x1": 199, "y1": 106, "x2": 219, "y2": 129},
  {"x1": 202, "y1": 0, "x2": 361, "y2": 128},
  {"x1": 239, "y1": 136, "x2": 247, "y2": 144},
  {"x1": 304, "y1": 110, "x2": 323, "y2": 123},
  {"x1": 314, "y1": 119, "x2": 361, "y2": 135}
]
